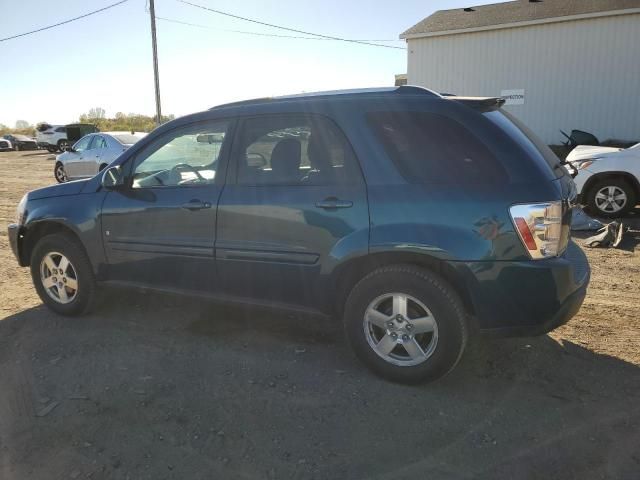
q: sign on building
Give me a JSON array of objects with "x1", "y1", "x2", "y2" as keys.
[{"x1": 500, "y1": 89, "x2": 525, "y2": 105}]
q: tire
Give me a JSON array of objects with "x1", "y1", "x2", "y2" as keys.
[
  {"x1": 57, "y1": 139, "x2": 69, "y2": 153},
  {"x1": 47, "y1": 146, "x2": 57, "y2": 153},
  {"x1": 586, "y1": 178, "x2": 637, "y2": 218},
  {"x1": 344, "y1": 265, "x2": 468, "y2": 384},
  {"x1": 30, "y1": 233, "x2": 96, "y2": 316},
  {"x1": 54, "y1": 162, "x2": 67, "y2": 183}
]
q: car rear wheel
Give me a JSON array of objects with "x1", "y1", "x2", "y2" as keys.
[
  {"x1": 54, "y1": 162, "x2": 67, "y2": 183},
  {"x1": 344, "y1": 265, "x2": 468, "y2": 384},
  {"x1": 30, "y1": 233, "x2": 96, "y2": 316},
  {"x1": 586, "y1": 178, "x2": 636, "y2": 218}
]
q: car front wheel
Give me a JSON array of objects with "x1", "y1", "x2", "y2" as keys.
[
  {"x1": 344, "y1": 265, "x2": 468, "y2": 384},
  {"x1": 30, "y1": 233, "x2": 96, "y2": 316},
  {"x1": 586, "y1": 178, "x2": 637, "y2": 218},
  {"x1": 54, "y1": 162, "x2": 67, "y2": 183}
]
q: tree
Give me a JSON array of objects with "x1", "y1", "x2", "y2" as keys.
[
  {"x1": 87, "y1": 107, "x2": 106, "y2": 120},
  {"x1": 15, "y1": 120, "x2": 30, "y2": 129}
]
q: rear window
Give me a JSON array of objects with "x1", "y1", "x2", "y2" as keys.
[
  {"x1": 482, "y1": 109, "x2": 562, "y2": 178},
  {"x1": 112, "y1": 134, "x2": 144, "y2": 145},
  {"x1": 367, "y1": 111, "x2": 507, "y2": 184},
  {"x1": 55, "y1": 127, "x2": 66, "y2": 133}
]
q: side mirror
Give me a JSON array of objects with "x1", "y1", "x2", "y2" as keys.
[
  {"x1": 101, "y1": 165, "x2": 125, "y2": 189},
  {"x1": 65, "y1": 146, "x2": 74, "y2": 152}
]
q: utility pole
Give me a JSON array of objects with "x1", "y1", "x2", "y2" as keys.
[{"x1": 148, "y1": 0, "x2": 162, "y2": 126}]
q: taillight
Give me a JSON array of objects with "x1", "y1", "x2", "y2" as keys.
[{"x1": 510, "y1": 202, "x2": 564, "y2": 259}]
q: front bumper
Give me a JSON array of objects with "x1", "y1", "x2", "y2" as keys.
[
  {"x1": 8, "y1": 224, "x2": 26, "y2": 266},
  {"x1": 457, "y1": 241, "x2": 590, "y2": 337}
]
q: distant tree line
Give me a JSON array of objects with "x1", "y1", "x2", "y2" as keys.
[{"x1": 0, "y1": 108, "x2": 175, "y2": 137}]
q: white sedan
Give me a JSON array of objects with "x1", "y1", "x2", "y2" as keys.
[
  {"x1": 54, "y1": 132, "x2": 147, "y2": 183},
  {"x1": 568, "y1": 143, "x2": 640, "y2": 217}
]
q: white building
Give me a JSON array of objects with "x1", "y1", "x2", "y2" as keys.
[{"x1": 400, "y1": 0, "x2": 640, "y2": 144}]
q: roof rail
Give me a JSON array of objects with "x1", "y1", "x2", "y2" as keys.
[{"x1": 210, "y1": 86, "x2": 441, "y2": 110}]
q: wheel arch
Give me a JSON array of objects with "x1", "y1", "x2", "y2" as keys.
[
  {"x1": 329, "y1": 251, "x2": 477, "y2": 321},
  {"x1": 582, "y1": 171, "x2": 640, "y2": 200},
  {"x1": 21, "y1": 221, "x2": 87, "y2": 267}
]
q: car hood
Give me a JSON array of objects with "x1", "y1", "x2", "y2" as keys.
[
  {"x1": 28, "y1": 179, "x2": 89, "y2": 200},
  {"x1": 566, "y1": 145, "x2": 622, "y2": 163}
]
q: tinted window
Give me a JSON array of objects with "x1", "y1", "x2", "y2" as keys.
[
  {"x1": 237, "y1": 115, "x2": 360, "y2": 185},
  {"x1": 131, "y1": 121, "x2": 229, "y2": 188},
  {"x1": 368, "y1": 111, "x2": 507, "y2": 184},
  {"x1": 483, "y1": 109, "x2": 563, "y2": 178},
  {"x1": 73, "y1": 135, "x2": 92, "y2": 152},
  {"x1": 55, "y1": 127, "x2": 66, "y2": 133}
]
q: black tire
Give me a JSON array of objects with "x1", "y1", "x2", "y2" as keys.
[
  {"x1": 344, "y1": 265, "x2": 468, "y2": 384},
  {"x1": 586, "y1": 178, "x2": 637, "y2": 218},
  {"x1": 57, "y1": 139, "x2": 69, "y2": 153},
  {"x1": 47, "y1": 146, "x2": 57, "y2": 153},
  {"x1": 54, "y1": 162, "x2": 67, "y2": 183},
  {"x1": 30, "y1": 233, "x2": 96, "y2": 316}
]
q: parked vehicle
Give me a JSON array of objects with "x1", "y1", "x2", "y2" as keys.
[
  {"x1": 36, "y1": 123, "x2": 98, "y2": 153},
  {"x1": 36, "y1": 123, "x2": 68, "y2": 152},
  {"x1": 567, "y1": 142, "x2": 640, "y2": 217},
  {"x1": 7, "y1": 87, "x2": 589, "y2": 384},
  {"x1": 2, "y1": 134, "x2": 39, "y2": 151},
  {"x1": 54, "y1": 132, "x2": 147, "y2": 183},
  {"x1": 0, "y1": 138, "x2": 13, "y2": 151}
]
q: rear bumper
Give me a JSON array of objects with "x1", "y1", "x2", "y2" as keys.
[
  {"x1": 456, "y1": 240, "x2": 590, "y2": 337},
  {"x1": 8, "y1": 224, "x2": 27, "y2": 266}
]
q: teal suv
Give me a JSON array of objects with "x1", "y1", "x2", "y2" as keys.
[{"x1": 8, "y1": 87, "x2": 589, "y2": 383}]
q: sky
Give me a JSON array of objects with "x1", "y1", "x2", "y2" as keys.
[{"x1": 0, "y1": 0, "x2": 492, "y2": 127}]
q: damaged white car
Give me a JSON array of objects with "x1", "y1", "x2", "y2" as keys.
[{"x1": 568, "y1": 143, "x2": 640, "y2": 217}]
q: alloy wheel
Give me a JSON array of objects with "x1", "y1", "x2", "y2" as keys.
[
  {"x1": 363, "y1": 293, "x2": 438, "y2": 366},
  {"x1": 595, "y1": 186, "x2": 627, "y2": 213},
  {"x1": 55, "y1": 164, "x2": 67, "y2": 182},
  {"x1": 40, "y1": 252, "x2": 78, "y2": 304}
]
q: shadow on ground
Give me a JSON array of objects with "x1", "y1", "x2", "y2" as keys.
[{"x1": 1, "y1": 292, "x2": 639, "y2": 479}]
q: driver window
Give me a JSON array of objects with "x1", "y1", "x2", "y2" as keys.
[
  {"x1": 73, "y1": 135, "x2": 92, "y2": 152},
  {"x1": 132, "y1": 121, "x2": 229, "y2": 188}
]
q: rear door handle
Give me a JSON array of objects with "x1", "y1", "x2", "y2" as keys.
[
  {"x1": 181, "y1": 200, "x2": 212, "y2": 211},
  {"x1": 315, "y1": 197, "x2": 353, "y2": 209}
]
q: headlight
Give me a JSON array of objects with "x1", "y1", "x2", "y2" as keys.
[
  {"x1": 15, "y1": 194, "x2": 28, "y2": 225},
  {"x1": 577, "y1": 160, "x2": 593, "y2": 170}
]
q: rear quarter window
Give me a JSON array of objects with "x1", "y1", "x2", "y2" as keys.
[{"x1": 367, "y1": 111, "x2": 507, "y2": 184}]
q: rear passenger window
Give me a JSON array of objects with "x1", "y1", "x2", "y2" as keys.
[
  {"x1": 367, "y1": 112, "x2": 507, "y2": 184},
  {"x1": 236, "y1": 115, "x2": 360, "y2": 185}
]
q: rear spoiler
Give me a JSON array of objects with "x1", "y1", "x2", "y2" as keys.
[{"x1": 446, "y1": 96, "x2": 506, "y2": 110}]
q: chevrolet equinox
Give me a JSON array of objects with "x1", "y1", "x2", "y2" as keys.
[{"x1": 8, "y1": 87, "x2": 590, "y2": 384}]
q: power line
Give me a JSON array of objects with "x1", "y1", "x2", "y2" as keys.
[
  {"x1": 0, "y1": 0, "x2": 129, "y2": 43},
  {"x1": 176, "y1": 0, "x2": 405, "y2": 50},
  {"x1": 156, "y1": 16, "x2": 403, "y2": 42}
]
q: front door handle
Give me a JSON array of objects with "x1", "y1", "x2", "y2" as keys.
[
  {"x1": 181, "y1": 199, "x2": 212, "y2": 211},
  {"x1": 315, "y1": 197, "x2": 353, "y2": 209}
]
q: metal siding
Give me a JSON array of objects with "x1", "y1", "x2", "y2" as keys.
[{"x1": 406, "y1": 14, "x2": 640, "y2": 144}]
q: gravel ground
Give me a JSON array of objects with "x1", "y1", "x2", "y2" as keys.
[{"x1": 1, "y1": 151, "x2": 639, "y2": 479}]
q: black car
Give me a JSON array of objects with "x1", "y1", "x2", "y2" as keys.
[
  {"x1": 7, "y1": 87, "x2": 590, "y2": 384},
  {"x1": 2, "y1": 134, "x2": 39, "y2": 151}
]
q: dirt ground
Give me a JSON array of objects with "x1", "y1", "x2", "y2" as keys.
[{"x1": 1, "y1": 150, "x2": 639, "y2": 480}]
